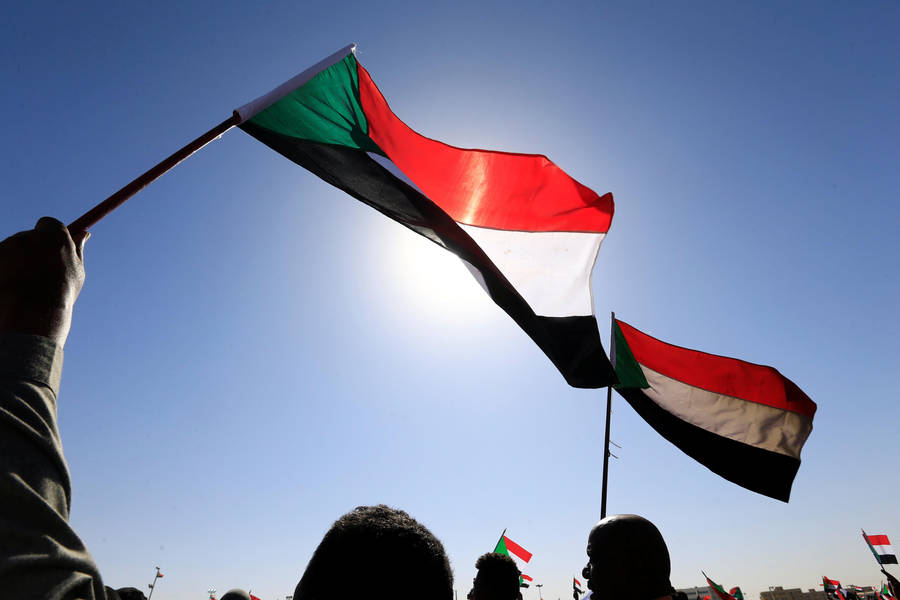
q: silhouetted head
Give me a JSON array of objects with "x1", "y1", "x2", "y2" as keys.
[
  {"x1": 104, "y1": 587, "x2": 122, "y2": 600},
  {"x1": 468, "y1": 552, "x2": 522, "y2": 600},
  {"x1": 582, "y1": 514, "x2": 673, "y2": 600},
  {"x1": 294, "y1": 504, "x2": 453, "y2": 600},
  {"x1": 115, "y1": 587, "x2": 147, "y2": 600},
  {"x1": 220, "y1": 591, "x2": 251, "y2": 600}
]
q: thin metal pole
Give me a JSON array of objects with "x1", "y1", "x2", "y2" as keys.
[
  {"x1": 600, "y1": 384, "x2": 612, "y2": 519},
  {"x1": 68, "y1": 112, "x2": 241, "y2": 233},
  {"x1": 600, "y1": 311, "x2": 615, "y2": 519},
  {"x1": 147, "y1": 567, "x2": 162, "y2": 600}
]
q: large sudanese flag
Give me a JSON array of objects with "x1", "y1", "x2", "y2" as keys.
[
  {"x1": 612, "y1": 318, "x2": 817, "y2": 502},
  {"x1": 235, "y1": 44, "x2": 617, "y2": 388}
]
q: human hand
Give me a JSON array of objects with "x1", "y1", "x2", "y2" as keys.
[{"x1": 0, "y1": 217, "x2": 88, "y2": 347}]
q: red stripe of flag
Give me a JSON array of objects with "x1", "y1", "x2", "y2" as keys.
[
  {"x1": 868, "y1": 534, "x2": 892, "y2": 545},
  {"x1": 616, "y1": 320, "x2": 817, "y2": 418},
  {"x1": 521, "y1": 574, "x2": 534, "y2": 581},
  {"x1": 503, "y1": 535, "x2": 533, "y2": 563},
  {"x1": 357, "y1": 63, "x2": 614, "y2": 234}
]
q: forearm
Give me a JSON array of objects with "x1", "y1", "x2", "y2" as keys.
[{"x1": 0, "y1": 333, "x2": 105, "y2": 599}]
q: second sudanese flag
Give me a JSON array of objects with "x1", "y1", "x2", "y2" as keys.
[{"x1": 612, "y1": 318, "x2": 817, "y2": 502}]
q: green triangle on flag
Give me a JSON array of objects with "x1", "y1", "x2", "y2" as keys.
[
  {"x1": 612, "y1": 320, "x2": 649, "y2": 389},
  {"x1": 494, "y1": 535, "x2": 508, "y2": 555}
]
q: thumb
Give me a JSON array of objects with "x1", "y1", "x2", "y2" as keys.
[
  {"x1": 34, "y1": 216, "x2": 66, "y2": 232},
  {"x1": 72, "y1": 230, "x2": 90, "y2": 260}
]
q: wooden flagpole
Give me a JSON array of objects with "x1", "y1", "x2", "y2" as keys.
[
  {"x1": 600, "y1": 311, "x2": 615, "y2": 519},
  {"x1": 67, "y1": 112, "x2": 241, "y2": 233}
]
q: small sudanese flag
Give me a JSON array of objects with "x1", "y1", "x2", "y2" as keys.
[
  {"x1": 704, "y1": 573, "x2": 736, "y2": 600},
  {"x1": 863, "y1": 531, "x2": 898, "y2": 565},
  {"x1": 494, "y1": 534, "x2": 533, "y2": 562}
]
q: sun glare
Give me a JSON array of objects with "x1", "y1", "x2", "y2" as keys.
[{"x1": 383, "y1": 228, "x2": 496, "y2": 327}]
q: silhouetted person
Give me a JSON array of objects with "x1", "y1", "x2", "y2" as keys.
[
  {"x1": 104, "y1": 587, "x2": 122, "y2": 600},
  {"x1": 582, "y1": 514, "x2": 674, "y2": 600},
  {"x1": 293, "y1": 504, "x2": 453, "y2": 600},
  {"x1": 0, "y1": 218, "x2": 102, "y2": 598},
  {"x1": 115, "y1": 588, "x2": 147, "y2": 600},
  {"x1": 468, "y1": 552, "x2": 522, "y2": 600},
  {"x1": 884, "y1": 570, "x2": 900, "y2": 600},
  {"x1": 220, "y1": 590, "x2": 251, "y2": 600}
]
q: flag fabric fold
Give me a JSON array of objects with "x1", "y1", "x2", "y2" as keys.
[
  {"x1": 864, "y1": 531, "x2": 898, "y2": 565},
  {"x1": 612, "y1": 318, "x2": 817, "y2": 502},
  {"x1": 729, "y1": 587, "x2": 744, "y2": 600},
  {"x1": 236, "y1": 44, "x2": 617, "y2": 388}
]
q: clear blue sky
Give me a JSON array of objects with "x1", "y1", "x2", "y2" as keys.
[{"x1": 3, "y1": 2, "x2": 899, "y2": 599}]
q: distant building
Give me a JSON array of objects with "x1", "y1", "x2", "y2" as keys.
[
  {"x1": 677, "y1": 584, "x2": 877, "y2": 600},
  {"x1": 678, "y1": 585, "x2": 714, "y2": 600},
  {"x1": 760, "y1": 586, "x2": 875, "y2": 600},
  {"x1": 760, "y1": 586, "x2": 825, "y2": 600}
]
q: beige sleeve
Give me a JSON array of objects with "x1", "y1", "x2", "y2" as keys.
[{"x1": 0, "y1": 333, "x2": 106, "y2": 599}]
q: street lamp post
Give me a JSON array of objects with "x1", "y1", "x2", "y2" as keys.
[{"x1": 537, "y1": 583, "x2": 544, "y2": 600}]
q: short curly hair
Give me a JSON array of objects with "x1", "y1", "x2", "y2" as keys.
[
  {"x1": 473, "y1": 552, "x2": 521, "y2": 600},
  {"x1": 294, "y1": 505, "x2": 453, "y2": 600}
]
